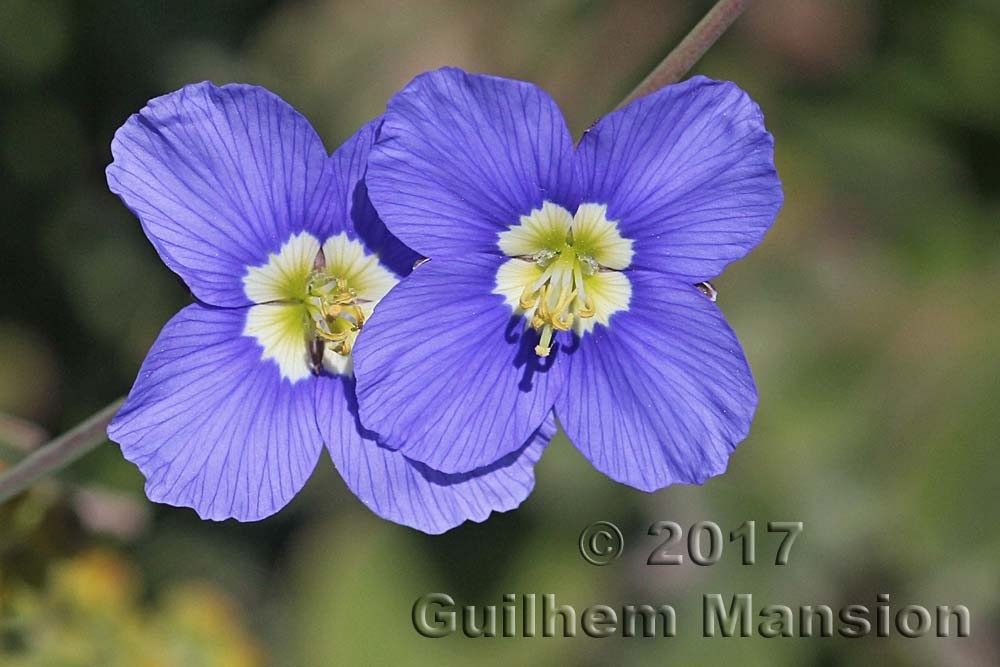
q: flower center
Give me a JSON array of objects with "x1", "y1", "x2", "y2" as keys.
[
  {"x1": 494, "y1": 202, "x2": 634, "y2": 358},
  {"x1": 304, "y1": 265, "x2": 366, "y2": 359},
  {"x1": 242, "y1": 232, "x2": 397, "y2": 381}
]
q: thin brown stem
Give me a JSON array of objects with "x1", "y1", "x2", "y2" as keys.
[
  {"x1": 0, "y1": 398, "x2": 123, "y2": 505},
  {"x1": 617, "y1": 0, "x2": 750, "y2": 110}
]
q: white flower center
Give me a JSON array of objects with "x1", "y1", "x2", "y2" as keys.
[
  {"x1": 494, "y1": 202, "x2": 634, "y2": 357},
  {"x1": 242, "y1": 232, "x2": 397, "y2": 381}
]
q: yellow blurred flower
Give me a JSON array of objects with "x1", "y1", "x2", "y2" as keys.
[{"x1": 1, "y1": 549, "x2": 265, "y2": 667}]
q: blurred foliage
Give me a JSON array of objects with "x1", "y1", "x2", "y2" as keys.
[
  {"x1": 2, "y1": 549, "x2": 264, "y2": 666},
  {"x1": 1, "y1": 0, "x2": 999, "y2": 665}
]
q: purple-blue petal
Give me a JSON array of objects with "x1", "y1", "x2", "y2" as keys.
[
  {"x1": 366, "y1": 67, "x2": 577, "y2": 259},
  {"x1": 106, "y1": 81, "x2": 332, "y2": 307},
  {"x1": 316, "y1": 374, "x2": 554, "y2": 534},
  {"x1": 555, "y1": 270, "x2": 757, "y2": 491},
  {"x1": 317, "y1": 118, "x2": 421, "y2": 277},
  {"x1": 108, "y1": 304, "x2": 323, "y2": 521},
  {"x1": 577, "y1": 76, "x2": 782, "y2": 282},
  {"x1": 353, "y1": 255, "x2": 562, "y2": 473}
]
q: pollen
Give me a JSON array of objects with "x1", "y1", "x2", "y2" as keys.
[{"x1": 494, "y1": 202, "x2": 634, "y2": 357}]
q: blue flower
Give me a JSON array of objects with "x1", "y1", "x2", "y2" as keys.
[
  {"x1": 354, "y1": 68, "x2": 782, "y2": 490},
  {"x1": 106, "y1": 81, "x2": 555, "y2": 531}
]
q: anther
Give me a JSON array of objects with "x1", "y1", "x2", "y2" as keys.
[{"x1": 519, "y1": 283, "x2": 539, "y2": 310}]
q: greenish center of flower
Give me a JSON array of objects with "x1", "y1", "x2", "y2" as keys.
[
  {"x1": 242, "y1": 232, "x2": 398, "y2": 382},
  {"x1": 494, "y1": 201, "x2": 635, "y2": 358}
]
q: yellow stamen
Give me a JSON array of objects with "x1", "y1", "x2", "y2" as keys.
[
  {"x1": 314, "y1": 329, "x2": 348, "y2": 343},
  {"x1": 519, "y1": 282, "x2": 538, "y2": 310},
  {"x1": 305, "y1": 262, "x2": 367, "y2": 366}
]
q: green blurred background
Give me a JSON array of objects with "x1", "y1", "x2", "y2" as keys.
[{"x1": 1, "y1": 0, "x2": 998, "y2": 664}]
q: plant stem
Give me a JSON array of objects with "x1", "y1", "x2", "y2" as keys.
[
  {"x1": 617, "y1": 0, "x2": 750, "y2": 110},
  {"x1": 0, "y1": 398, "x2": 124, "y2": 505}
]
